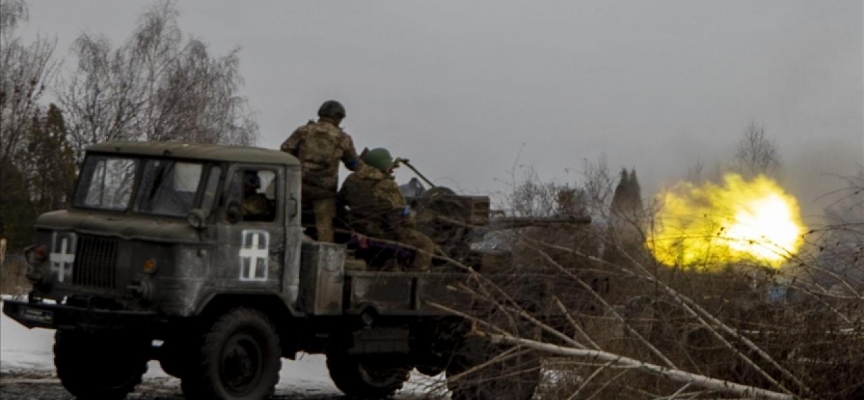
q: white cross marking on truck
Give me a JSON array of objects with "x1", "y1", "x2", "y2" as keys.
[
  {"x1": 50, "y1": 236, "x2": 75, "y2": 283},
  {"x1": 239, "y1": 230, "x2": 269, "y2": 281}
]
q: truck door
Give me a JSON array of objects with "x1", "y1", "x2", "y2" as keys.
[{"x1": 216, "y1": 165, "x2": 285, "y2": 292}]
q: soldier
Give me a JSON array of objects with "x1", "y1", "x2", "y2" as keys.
[
  {"x1": 281, "y1": 100, "x2": 359, "y2": 242},
  {"x1": 242, "y1": 171, "x2": 272, "y2": 219},
  {"x1": 338, "y1": 148, "x2": 436, "y2": 271}
]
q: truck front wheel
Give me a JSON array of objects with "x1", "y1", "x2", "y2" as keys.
[
  {"x1": 53, "y1": 330, "x2": 149, "y2": 400},
  {"x1": 181, "y1": 307, "x2": 282, "y2": 400},
  {"x1": 326, "y1": 352, "x2": 411, "y2": 399}
]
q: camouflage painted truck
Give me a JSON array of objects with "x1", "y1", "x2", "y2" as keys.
[{"x1": 2, "y1": 142, "x2": 589, "y2": 400}]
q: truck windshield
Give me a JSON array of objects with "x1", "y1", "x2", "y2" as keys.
[
  {"x1": 73, "y1": 156, "x2": 138, "y2": 211},
  {"x1": 135, "y1": 160, "x2": 204, "y2": 217}
]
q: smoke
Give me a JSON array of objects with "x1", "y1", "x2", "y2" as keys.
[{"x1": 783, "y1": 139, "x2": 863, "y2": 223}]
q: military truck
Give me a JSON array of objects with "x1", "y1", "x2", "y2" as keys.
[{"x1": 2, "y1": 142, "x2": 587, "y2": 400}]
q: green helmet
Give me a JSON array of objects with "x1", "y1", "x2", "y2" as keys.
[
  {"x1": 318, "y1": 100, "x2": 346, "y2": 120},
  {"x1": 362, "y1": 148, "x2": 393, "y2": 172}
]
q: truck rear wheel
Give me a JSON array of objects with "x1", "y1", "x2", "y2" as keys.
[
  {"x1": 181, "y1": 307, "x2": 282, "y2": 400},
  {"x1": 53, "y1": 330, "x2": 148, "y2": 400},
  {"x1": 446, "y1": 338, "x2": 540, "y2": 400},
  {"x1": 326, "y1": 352, "x2": 410, "y2": 399}
]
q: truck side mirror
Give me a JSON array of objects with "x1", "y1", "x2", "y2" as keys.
[
  {"x1": 187, "y1": 209, "x2": 209, "y2": 230},
  {"x1": 226, "y1": 201, "x2": 243, "y2": 224}
]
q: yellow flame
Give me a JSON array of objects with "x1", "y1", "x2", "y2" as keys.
[{"x1": 647, "y1": 173, "x2": 805, "y2": 269}]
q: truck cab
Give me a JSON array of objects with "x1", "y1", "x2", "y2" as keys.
[{"x1": 17, "y1": 142, "x2": 304, "y2": 317}]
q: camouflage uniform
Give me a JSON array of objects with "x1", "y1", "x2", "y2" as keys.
[
  {"x1": 243, "y1": 194, "x2": 271, "y2": 219},
  {"x1": 281, "y1": 119, "x2": 359, "y2": 242},
  {"x1": 338, "y1": 164, "x2": 436, "y2": 271}
]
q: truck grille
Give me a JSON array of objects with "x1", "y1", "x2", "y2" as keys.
[{"x1": 72, "y1": 236, "x2": 118, "y2": 289}]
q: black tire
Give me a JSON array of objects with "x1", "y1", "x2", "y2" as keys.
[
  {"x1": 181, "y1": 307, "x2": 282, "y2": 400},
  {"x1": 326, "y1": 351, "x2": 410, "y2": 399},
  {"x1": 53, "y1": 330, "x2": 149, "y2": 400},
  {"x1": 446, "y1": 337, "x2": 540, "y2": 400}
]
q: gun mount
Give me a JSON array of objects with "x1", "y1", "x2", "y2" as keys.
[{"x1": 405, "y1": 180, "x2": 591, "y2": 268}]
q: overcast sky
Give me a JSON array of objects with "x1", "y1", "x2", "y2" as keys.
[{"x1": 16, "y1": 0, "x2": 864, "y2": 217}]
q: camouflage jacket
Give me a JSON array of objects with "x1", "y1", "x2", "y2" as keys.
[
  {"x1": 338, "y1": 164, "x2": 408, "y2": 237},
  {"x1": 243, "y1": 194, "x2": 272, "y2": 219},
  {"x1": 281, "y1": 119, "x2": 359, "y2": 199}
]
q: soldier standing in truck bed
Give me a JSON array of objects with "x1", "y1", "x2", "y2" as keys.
[
  {"x1": 281, "y1": 100, "x2": 360, "y2": 242},
  {"x1": 338, "y1": 148, "x2": 436, "y2": 271}
]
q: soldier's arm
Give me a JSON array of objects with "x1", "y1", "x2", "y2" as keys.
[
  {"x1": 340, "y1": 133, "x2": 360, "y2": 171},
  {"x1": 376, "y1": 179, "x2": 408, "y2": 209},
  {"x1": 280, "y1": 128, "x2": 303, "y2": 155},
  {"x1": 376, "y1": 179, "x2": 412, "y2": 232}
]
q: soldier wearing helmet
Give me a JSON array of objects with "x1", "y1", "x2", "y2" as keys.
[
  {"x1": 338, "y1": 148, "x2": 436, "y2": 271},
  {"x1": 242, "y1": 171, "x2": 272, "y2": 219},
  {"x1": 281, "y1": 100, "x2": 359, "y2": 242}
]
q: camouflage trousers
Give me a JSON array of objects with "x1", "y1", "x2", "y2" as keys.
[
  {"x1": 397, "y1": 228, "x2": 435, "y2": 271},
  {"x1": 309, "y1": 198, "x2": 336, "y2": 243}
]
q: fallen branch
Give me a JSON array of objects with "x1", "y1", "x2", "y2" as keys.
[{"x1": 486, "y1": 332, "x2": 799, "y2": 400}]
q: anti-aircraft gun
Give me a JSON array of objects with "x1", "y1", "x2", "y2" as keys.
[{"x1": 398, "y1": 159, "x2": 591, "y2": 270}]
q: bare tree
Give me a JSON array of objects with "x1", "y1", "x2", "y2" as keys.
[
  {"x1": 438, "y1": 162, "x2": 864, "y2": 400},
  {"x1": 443, "y1": 221, "x2": 862, "y2": 399},
  {"x1": 59, "y1": 0, "x2": 257, "y2": 160},
  {"x1": 580, "y1": 154, "x2": 616, "y2": 217},
  {"x1": 508, "y1": 166, "x2": 569, "y2": 217},
  {"x1": 0, "y1": 0, "x2": 61, "y2": 251},
  {"x1": 733, "y1": 121, "x2": 782, "y2": 179},
  {"x1": 0, "y1": 0, "x2": 57, "y2": 166},
  {"x1": 686, "y1": 158, "x2": 705, "y2": 183}
]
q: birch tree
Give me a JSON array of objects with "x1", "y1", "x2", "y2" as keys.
[{"x1": 59, "y1": 0, "x2": 257, "y2": 160}]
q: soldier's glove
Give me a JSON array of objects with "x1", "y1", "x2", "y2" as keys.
[{"x1": 398, "y1": 206, "x2": 417, "y2": 230}]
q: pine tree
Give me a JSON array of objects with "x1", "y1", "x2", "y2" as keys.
[
  {"x1": 0, "y1": 103, "x2": 76, "y2": 252},
  {"x1": 610, "y1": 168, "x2": 644, "y2": 218},
  {"x1": 26, "y1": 103, "x2": 76, "y2": 211},
  {"x1": 0, "y1": 161, "x2": 36, "y2": 251},
  {"x1": 603, "y1": 167, "x2": 646, "y2": 271},
  {"x1": 611, "y1": 168, "x2": 630, "y2": 216},
  {"x1": 628, "y1": 168, "x2": 643, "y2": 214}
]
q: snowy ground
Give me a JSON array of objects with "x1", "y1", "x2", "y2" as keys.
[{"x1": 0, "y1": 296, "x2": 445, "y2": 399}]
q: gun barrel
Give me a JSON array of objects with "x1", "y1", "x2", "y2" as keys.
[
  {"x1": 399, "y1": 159, "x2": 436, "y2": 188},
  {"x1": 487, "y1": 215, "x2": 592, "y2": 230}
]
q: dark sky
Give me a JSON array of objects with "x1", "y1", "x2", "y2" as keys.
[{"x1": 17, "y1": 0, "x2": 864, "y2": 216}]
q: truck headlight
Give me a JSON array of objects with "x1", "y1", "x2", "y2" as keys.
[
  {"x1": 24, "y1": 245, "x2": 47, "y2": 265},
  {"x1": 24, "y1": 245, "x2": 48, "y2": 285}
]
